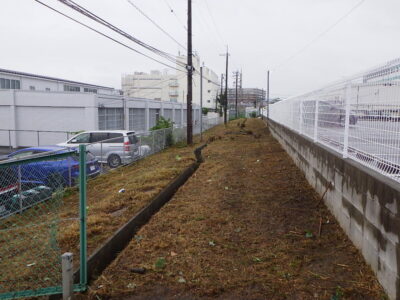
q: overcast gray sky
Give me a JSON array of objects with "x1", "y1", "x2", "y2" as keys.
[{"x1": 1, "y1": 0, "x2": 400, "y2": 97}]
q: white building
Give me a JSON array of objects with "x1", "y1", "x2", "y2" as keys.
[
  {"x1": 0, "y1": 68, "x2": 119, "y2": 95},
  {"x1": 0, "y1": 69, "x2": 201, "y2": 148},
  {"x1": 121, "y1": 70, "x2": 179, "y2": 102},
  {"x1": 121, "y1": 54, "x2": 220, "y2": 109}
]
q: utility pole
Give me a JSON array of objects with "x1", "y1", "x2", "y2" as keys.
[
  {"x1": 200, "y1": 64, "x2": 203, "y2": 141},
  {"x1": 220, "y1": 47, "x2": 230, "y2": 124},
  {"x1": 218, "y1": 73, "x2": 224, "y2": 111},
  {"x1": 239, "y1": 69, "x2": 243, "y2": 105},
  {"x1": 234, "y1": 71, "x2": 238, "y2": 119},
  {"x1": 186, "y1": 0, "x2": 193, "y2": 144},
  {"x1": 267, "y1": 70, "x2": 270, "y2": 120}
]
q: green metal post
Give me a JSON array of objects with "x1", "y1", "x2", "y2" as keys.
[{"x1": 79, "y1": 145, "x2": 87, "y2": 288}]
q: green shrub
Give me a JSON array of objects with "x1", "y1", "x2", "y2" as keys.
[
  {"x1": 249, "y1": 112, "x2": 257, "y2": 118},
  {"x1": 202, "y1": 107, "x2": 209, "y2": 115},
  {"x1": 150, "y1": 116, "x2": 173, "y2": 131}
]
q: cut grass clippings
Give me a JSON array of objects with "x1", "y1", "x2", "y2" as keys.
[
  {"x1": 89, "y1": 118, "x2": 386, "y2": 300},
  {"x1": 0, "y1": 127, "x2": 217, "y2": 292}
]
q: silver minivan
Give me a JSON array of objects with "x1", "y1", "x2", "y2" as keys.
[{"x1": 58, "y1": 130, "x2": 150, "y2": 168}]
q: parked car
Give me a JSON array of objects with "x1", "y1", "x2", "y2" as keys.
[
  {"x1": 0, "y1": 166, "x2": 18, "y2": 216},
  {"x1": 318, "y1": 101, "x2": 358, "y2": 126},
  {"x1": 7, "y1": 146, "x2": 100, "y2": 189},
  {"x1": 57, "y1": 130, "x2": 151, "y2": 168}
]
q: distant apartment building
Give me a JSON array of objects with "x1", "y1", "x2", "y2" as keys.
[
  {"x1": 121, "y1": 70, "x2": 179, "y2": 102},
  {"x1": 121, "y1": 54, "x2": 220, "y2": 109},
  {"x1": 227, "y1": 88, "x2": 266, "y2": 108}
]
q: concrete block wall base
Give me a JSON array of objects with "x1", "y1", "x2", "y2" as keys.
[{"x1": 268, "y1": 119, "x2": 400, "y2": 300}]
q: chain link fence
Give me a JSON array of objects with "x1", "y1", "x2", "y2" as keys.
[
  {"x1": 0, "y1": 115, "x2": 223, "y2": 299},
  {"x1": 269, "y1": 57, "x2": 400, "y2": 182},
  {"x1": 0, "y1": 147, "x2": 87, "y2": 299}
]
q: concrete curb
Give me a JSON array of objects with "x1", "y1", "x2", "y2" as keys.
[{"x1": 51, "y1": 145, "x2": 206, "y2": 299}]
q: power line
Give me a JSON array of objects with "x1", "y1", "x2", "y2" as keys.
[
  {"x1": 33, "y1": 0, "x2": 186, "y2": 72},
  {"x1": 162, "y1": 0, "x2": 187, "y2": 32},
  {"x1": 273, "y1": 0, "x2": 366, "y2": 71},
  {"x1": 203, "y1": 0, "x2": 225, "y2": 45},
  {"x1": 126, "y1": 0, "x2": 186, "y2": 50},
  {"x1": 56, "y1": 0, "x2": 187, "y2": 68}
]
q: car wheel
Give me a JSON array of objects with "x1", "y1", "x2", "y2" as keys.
[
  {"x1": 46, "y1": 173, "x2": 66, "y2": 191},
  {"x1": 107, "y1": 154, "x2": 121, "y2": 168}
]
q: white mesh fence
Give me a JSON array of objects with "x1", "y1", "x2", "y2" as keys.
[{"x1": 269, "y1": 57, "x2": 400, "y2": 182}]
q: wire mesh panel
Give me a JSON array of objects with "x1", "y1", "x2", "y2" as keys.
[
  {"x1": 0, "y1": 148, "x2": 87, "y2": 299},
  {"x1": 269, "y1": 57, "x2": 400, "y2": 183}
]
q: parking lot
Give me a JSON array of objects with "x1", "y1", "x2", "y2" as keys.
[{"x1": 312, "y1": 120, "x2": 400, "y2": 173}]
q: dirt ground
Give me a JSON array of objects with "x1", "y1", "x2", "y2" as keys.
[{"x1": 88, "y1": 118, "x2": 386, "y2": 300}]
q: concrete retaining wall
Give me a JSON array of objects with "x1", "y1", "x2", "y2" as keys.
[{"x1": 268, "y1": 119, "x2": 400, "y2": 300}]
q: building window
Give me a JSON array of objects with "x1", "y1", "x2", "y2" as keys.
[
  {"x1": 84, "y1": 87, "x2": 97, "y2": 93},
  {"x1": 29, "y1": 86, "x2": 35, "y2": 91},
  {"x1": 10, "y1": 80, "x2": 20, "y2": 89},
  {"x1": 129, "y1": 108, "x2": 146, "y2": 132},
  {"x1": 149, "y1": 109, "x2": 160, "y2": 128},
  {"x1": 163, "y1": 109, "x2": 173, "y2": 121},
  {"x1": 175, "y1": 110, "x2": 182, "y2": 125},
  {"x1": 64, "y1": 85, "x2": 80, "y2": 92},
  {"x1": 98, "y1": 107, "x2": 124, "y2": 130},
  {"x1": 45, "y1": 88, "x2": 51, "y2": 92},
  {"x1": 207, "y1": 100, "x2": 211, "y2": 103},
  {"x1": 0, "y1": 78, "x2": 20, "y2": 89}
]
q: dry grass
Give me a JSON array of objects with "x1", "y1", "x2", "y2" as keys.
[
  {"x1": 0, "y1": 131, "x2": 214, "y2": 292},
  {"x1": 88, "y1": 118, "x2": 386, "y2": 300}
]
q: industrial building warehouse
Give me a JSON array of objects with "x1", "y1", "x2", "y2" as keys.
[{"x1": 0, "y1": 68, "x2": 201, "y2": 148}]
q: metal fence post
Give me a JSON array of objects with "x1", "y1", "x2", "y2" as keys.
[
  {"x1": 8, "y1": 130, "x2": 12, "y2": 151},
  {"x1": 37, "y1": 131, "x2": 40, "y2": 146},
  {"x1": 313, "y1": 100, "x2": 319, "y2": 142},
  {"x1": 343, "y1": 83, "x2": 351, "y2": 158},
  {"x1": 68, "y1": 157, "x2": 72, "y2": 187},
  {"x1": 152, "y1": 131, "x2": 155, "y2": 154},
  {"x1": 139, "y1": 135, "x2": 142, "y2": 157},
  {"x1": 163, "y1": 128, "x2": 166, "y2": 149},
  {"x1": 18, "y1": 165, "x2": 22, "y2": 213},
  {"x1": 78, "y1": 144, "x2": 87, "y2": 288},
  {"x1": 299, "y1": 100, "x2": 303, "y2": 134},
  {"x1": 62, "y1": 252, "x2": 74, "y2": 300},
  {"x1": 100, "y1": 142, "x2": 103, "y2": 174}
]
